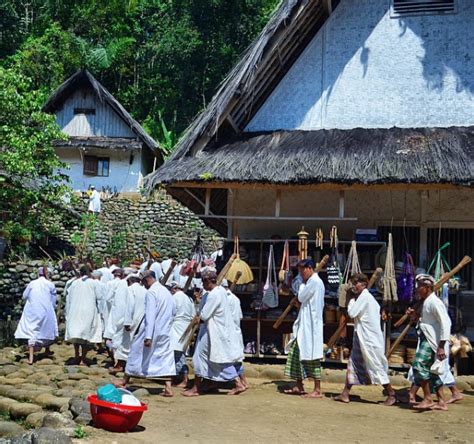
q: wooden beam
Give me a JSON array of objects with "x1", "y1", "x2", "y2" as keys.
[
  {"x1": 196, "y1": 214, "x2": 358, "y2": 222},
  {"x1": 275, "y1": 189, "x2": 281, "y2": 217},
  {"x1": 338, "y1": 190, "x2": 345, "y2": 218},
  {"x1": 204, "y1": 188, "x2": 211, "y2": 215},
  {"x1": 167, "y1": 182, "x2": 471, "y2": 192}
]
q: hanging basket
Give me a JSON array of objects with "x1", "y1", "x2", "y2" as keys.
[{"x1": 226, "y1": 236, "x2": 254, "y2": 285}]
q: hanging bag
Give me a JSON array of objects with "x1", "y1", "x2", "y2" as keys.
[
  {"x1": 397, "y1": 252, "x2": 415, "y2": 303},
  {"x1": 262, "y1": 245, "x2": 279, "y2": 308},
  {"x1": 278, "y1": 240, "x2": 292, "y2": 287},
  {"x1": 226, "y1": 236, "x2": 254, "y2": 284},
  {"x1": 327, "y1": 226, "x2": 342, "y2": 291},
  {"x1": 338, "y1": 240, "x2": 361, "y2": 308}
]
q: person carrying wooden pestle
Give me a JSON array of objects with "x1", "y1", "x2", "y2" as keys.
[
  {"x1": 409, "y1": 274, "x2": 451, "y2": 411},
  {"x1": 333, "y1": 273, "x2": 397, "y2": 406},
  {"x1": 283, "y1": 258, "x2": 325, "y2": 398}
]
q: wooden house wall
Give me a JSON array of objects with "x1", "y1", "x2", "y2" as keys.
[
  {"x1": 55, "y1": 88, "x2": 136, "y2": 138},
  {"x1": 246, "y1": 0, "x2": 474, "y2": 131}
]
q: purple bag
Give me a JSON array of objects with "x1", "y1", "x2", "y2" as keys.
[{"x1": 397, "y1": 253, "x2": 415, "y2": 303}]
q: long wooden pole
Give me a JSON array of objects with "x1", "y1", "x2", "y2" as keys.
[
  {"x1": 272, "y1": 255, "x2": 329, "y2": 330},
  {"x1": 393, "y1": 255, "x2": 472, "y2": 328},
  {"x1": 387, "y1": 256, "x2": 471, "y2": 358},
  {"x1": 160, "y1": 260, "x2": 177, "y2": 285}
]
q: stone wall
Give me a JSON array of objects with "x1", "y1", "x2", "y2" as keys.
[
  {"x1": 61, "y1": 191, "x2": 222, "y2": 260},
  {"x1": 0, "y1": 191, "x2": 222, "y2": 325}
]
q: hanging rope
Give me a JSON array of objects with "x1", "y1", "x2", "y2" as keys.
[
  {"x1": 342, "y1": 240, "x2": 361, "y2": 284},
  {"x1": 383, "y1": 233, "x2": 398, "y2": 302}
]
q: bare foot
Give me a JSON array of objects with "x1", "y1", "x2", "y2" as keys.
[
  {"x1": 283, "y1": 386, "x2": 306, "y2": 395},
  {"x1": 332, "y1": 394, "x2": 350, "y2": 403},
  {"x1": 112, "y1": 379, "x2": 126, "y2": 388},
  {"x1": 413, "y1": 399, "x2": 435, "y2": 410},
  {"x1": 228, "y1": 385, "x2": 247, "y2": 396},
  {"x1": 78, "y1": 361, "x2": 88, "y2": 367},
  {"x1": 301, "y1": 391, "x2": 323, "y2": 399},
  {"x1": 174, "y1": 380, "x2": 189, "y2": 388},
  {"x1": 160, "y1": 389, "x2": 174, "y2": 398},
  {"x1": 447, "y1": 393, "x2": 464, "y2": 404},
  {"x1": 383, "y1": 395, "x2": 397, "y2": 406},
  {"x1": 430, "y1": 402, "x2": 448, "y2": 411},
  {"x1": 27, "y1": 360, "x2": 34, "y2": 365},
  {"x1": 182, "y1": 388, "x2": 200, "y2": 397},
  {"x1": 108, "y1": 366, "x2": 124, "y2": 375}
]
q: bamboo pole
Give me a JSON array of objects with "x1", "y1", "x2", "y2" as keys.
[{"x1": 159, "y1": 260, "x2": 177, "y2": 285}]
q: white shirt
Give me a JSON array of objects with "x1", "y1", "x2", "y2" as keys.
[
  {"x1": 88, "y1": 189, "x2": 101, "y2": 213},
  {"x1": 288, "y1": 273, "x2": 325, "y2": 360},
  {"x1": 419, "y1": 292, "x2": 451, "y2": 352}
]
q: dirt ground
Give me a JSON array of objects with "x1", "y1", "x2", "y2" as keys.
[{"x1": 86, "y1": 378, "x2": 474, "y2": 444}]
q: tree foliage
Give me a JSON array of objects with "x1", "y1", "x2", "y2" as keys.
[{"x1": 1, "y1": 0, "x2": 279, "y2": 143}]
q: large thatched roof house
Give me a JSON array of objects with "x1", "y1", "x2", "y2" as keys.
[{"x1": 146, "y1": 0, "x2": 474, "y2": 289}]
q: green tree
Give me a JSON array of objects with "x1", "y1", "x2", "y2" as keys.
[{"x1": 0, "y1": 65, "x2": 70, "y2": 251}]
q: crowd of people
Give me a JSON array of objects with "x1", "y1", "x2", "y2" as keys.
[{"x1": 13, "y1": 256, "x2": 463, "y2": 407}]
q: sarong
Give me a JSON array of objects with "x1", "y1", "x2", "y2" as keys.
[
  {"x1": 412, "y1": 335, "x2": 443, "y2": 390},
  {"x1": 346, "y1": 332, "x2": 372, "y2": 385},
  {"x1": 174, "y1": 351, "x2": 189, "y2": 375},
  {"x1": 284, "y1": 342, "x2": 321, "y2": 380}
]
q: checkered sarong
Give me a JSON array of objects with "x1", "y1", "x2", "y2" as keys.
[
  {"x1": 284, "y1": 342, "x2": 321, "y2": 380},
  {"x1": 412, "y1": 335, "x2": 442, "y2": 390}
]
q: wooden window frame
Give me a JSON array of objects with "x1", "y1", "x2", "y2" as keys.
[{"x1": 83, "y1": 155, "x2": 110, "y2": 177}]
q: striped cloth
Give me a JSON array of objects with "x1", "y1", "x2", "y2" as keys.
[
  {"x1": 284, "y1": 342, "x2": 321, "y2": 380},
  {"x1": 412, "y1": 335, "x2": 443, "y2": 389},
  {"x1": 346, "y1": 332, "x2": 372, "y2": 385}
]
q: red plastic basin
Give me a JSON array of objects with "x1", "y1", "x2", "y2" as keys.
[{"x1": 87, "y1": 394, "x2": 147, "y2": 433}]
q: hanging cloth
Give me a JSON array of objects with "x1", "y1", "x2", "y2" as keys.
[
  {"x1": 225, "y1": 236, "x2": 254, "y2": 285},
  {"x1": 383, "y1": 233, "x2": 398, "y2": 302},
  {"x1": 338, "y1": 240, "x2": 361, "y2": 308},
  {"x1": 262, "y1": 245, "x2": 279, "y2": 308}
]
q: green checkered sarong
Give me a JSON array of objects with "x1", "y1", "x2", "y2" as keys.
[
  {"x1": 284, "y1": 342, "x2": 321, "y2": 381},
  {"x1": 412, "y1": 335, "x2": 443, "y2": 390}
]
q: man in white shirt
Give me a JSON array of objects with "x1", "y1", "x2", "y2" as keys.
[
  {"x1": 169, "y1": 280, "x2": 196, "y2": 387},
  {"x1": 15, "y1": 267, "x2": 58, "y2": 364},
  {"x1": 87, "y1": 186, "x2": 101, "y2": 214},
  {"x1": 183, "y1": 269, "x2": 245, "y2": 397},
  {"x1": 410, "y1": 274, "x2": 451, "y2": 411},
  {"x1": 333, "y1": 273, "x2": 396, "y2": 406},
  {"x1": 283, "y1": 259, "x2": 325, "y2": 398}
]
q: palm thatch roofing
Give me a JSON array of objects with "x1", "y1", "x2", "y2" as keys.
[
  {"x1": 43, "y1": 69, "x2": 160, "y2": 156},
  {"x1": 145, "y1": 126, "x2": 474, "y2": 187},
  {"x1": 164, "y1": 0, "x2": 331, "y2": 162}
]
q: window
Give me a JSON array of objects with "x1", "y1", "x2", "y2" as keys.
[
  {"x1": 74, "y1": 108, "x2": 96, "y2": 115},
  {"x1": 83, "y1": 155, "x2": 109, "y2": 177},
  {"x1": 391, "y1": 0, "x2": 456, "y2": 17}
]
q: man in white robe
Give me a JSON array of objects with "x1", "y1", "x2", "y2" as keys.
[
  {"x1": 222, "y1": 279, "x2": 248, "y2": 389},
  {"x1": 139, "y1": 259, "x2": 163, "y2": 281},
  {"x1": 87, "y1": 186, "x2": 101, "y2": 214},
  {"x1": 169, "y1": 279, "x2": 196, "y2": 387},
  {"x1": 121, "y1": 271, "x2": 176, "y2": 397},
  {"x1": 283, "y1": 259, "x2": 325, "y2": 398},
  {"x1": 106, "y1": 269, "x2": 134, "y2": 374},
  {"x1": 15, "y1": 267, "x2": 58, "y2": 364},
  {"x1": 334, "y1": 273, "x2": 396, "y2": 405},
  {"x1": 410, "y1": 274, "x2": 451, "y2": 411},
  {"x1": 65, "y1": 266, "x2": 102, "y2": 365},
  {"x1": 183, "y1": 269, "x2": 245, "y2": 397},
  {"x1": 109, "y1": 274, "x2": 147, "y2": 375}
]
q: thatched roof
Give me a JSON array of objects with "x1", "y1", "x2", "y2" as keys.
[
  {"x1": 44, "y1": 69, "x2": 160, "y2": 156},
  {"x1": 145, "y1": 126, "x2": 474, "y2": 187},
  {"x1": 167, "y1": 0, "x2": 330, "y2": 162}
]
